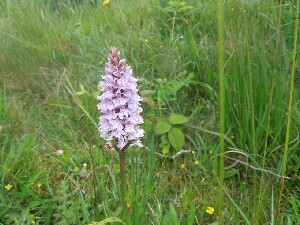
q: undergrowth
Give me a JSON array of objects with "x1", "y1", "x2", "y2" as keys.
[{"x1": 0, "y1": 0, "x2": 299, "y2": 224}]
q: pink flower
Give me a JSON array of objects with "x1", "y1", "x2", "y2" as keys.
[{"x1": 97, "y1": 47, "x2": 144, "y2": 150}]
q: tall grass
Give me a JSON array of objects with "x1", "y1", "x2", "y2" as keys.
[
  {"x1": 256, "y1": 0, "x2": 283, "y2": 223},
  {"x1": 276, "y1": 0, "x2": 299, "y2": 222},
  {"x1": 216, "y1": 0, "x2": 225, "y2": 224}
]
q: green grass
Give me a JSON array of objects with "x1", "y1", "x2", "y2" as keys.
[{"x1": 0, "y1": 0, "x2": 299, "y2": 224}]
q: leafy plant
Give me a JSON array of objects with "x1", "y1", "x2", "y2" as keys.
[
  {"x1": 155, "y1": 113, "x2": 189, "y2": 154},
  {"x1": 162, "y1": 204, "x2": 180, "y2": 225},
  {"x1": 155, "y1": 0, "x2": 195, "y2": 40},
  {"x1": 52, "y1": 180, "x2": 91, "y2": 224}
]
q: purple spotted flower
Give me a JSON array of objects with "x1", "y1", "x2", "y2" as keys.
[{"x1": 97, "y1": 47, "x2": 144, "y2": 150}]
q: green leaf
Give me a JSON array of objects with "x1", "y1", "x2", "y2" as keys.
[
  {"x1": 75, "y1": 84, "x2": 88, "y2": 96},
  {"x1": 27, "y1": 200, "x2": 44, "y2": 209},
  {"x1": 159, "y1": 141, "x2": 170, "y2": 154},
  {"x1": 186, "y1": 204, "x2": 196, "y2": 225},
  {"x1": 159, "y1": 142, "x2": 170, "y2": 148},
  {"x1": 162, "y1": 204, "x2": 180, "y2": 225},
  {"x1": 162, "y1": 146, "x2": 170, "y2": 155},
  {"x1": 169, "y1": 114, "x2": 189, "y2": 125},
  {"x1": 178, "y1": 5, "x2": 194, "y2": 12},
  {"x1": 158, "y1": 117, "x2": 170, "y2": 123},
  {"x1": 155, "y1": 121, "x2": 172, "y2": 134},
  {"x1": 87, "y1": 217, "x2": 125, "y2": 225},
  {"x1": 224, "y1": 169, "x2": 239, "y2": 179},
  {"x1": 75, "y1": 90, "x2": 88, "y2": 96},
  {"x1": 161, "y1": 134, "x2": 169, "y2": 143},
  {"x1": 168, "y1": 128, "x2": 184, "y2": 151}
]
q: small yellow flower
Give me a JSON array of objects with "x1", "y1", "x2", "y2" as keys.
[
  {"x1": 31, "y1": 220, "x2": 35, "y2": 224},
  {"x1": 195, "y1": 160, "x2": 199, "y2": 165},
  {"x1": 74, "y1": 166, "x2": 80, "y2": 172},
  {"x1": 99, "y1": 60, "x2": 103, "y2": 65},
  {"x1": 206, "y1": 206, "x2": 214, "y2": 215},
  {"x1": 102, "y1": 0, "x2": 110, "y2": 6},
  {"x1": 201, "y1": 177, "x2": 205, "y2": 183},
  {"x1": 5, "y1": 184, "x2": 12, "y2": 190},
  {"x1": 126, "y1": 64, "x2": 129, "y2": 67},
  {"x1": 36, "y1": 182, "x2": 42, "y2": 188},
  {"x1": 180, "y1": 163, "x2": 185, "y2": 169},
  {"x1": 192, "y1": 150, "x2": 195, "y2": 155},
  {"x1": 127, "y1": 203, "x2": 131, "y2": 208}
]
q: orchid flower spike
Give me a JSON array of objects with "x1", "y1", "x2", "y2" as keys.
[{"x1": 97, "y1": 47, "x2": 144, "y2": 150}]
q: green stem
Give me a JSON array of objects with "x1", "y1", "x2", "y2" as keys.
[
  {"x1": 245, "y1": 31, "x2": 257, "y2": 223},
  {"x1": 119, "y1": 148, "x2": 130, "y2": 223},
  {"x1": 275, "y1": 0, "x2": 299, "y2": 222},
  {"x1": 216, "y1": 0, "x2": 225, "y2": 223},
  {"x1": 256, "y1": 0, "x2": 283, "y2": 223}
]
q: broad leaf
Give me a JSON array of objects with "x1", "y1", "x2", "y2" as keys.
[
  {"x1": 159, "y1": 142, "x2": 171, "y2": 155},
  {"x1": 168, "y1": 128, "x2": 184, "y2": 151},
  {"x1": 162, "y1": 146, "x2": 170, "y2": 155},
  {"x1": 169, "y1": 114, "x2": 189, "y2": 125},
  {"x1": 155, "y1": 121, "x2": 172, "y2": 134}
]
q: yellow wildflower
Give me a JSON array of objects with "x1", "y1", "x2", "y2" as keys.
[
  {"x1": 180, "y1": 163, "x2": 185, "y2": 169},
  {"x1": 36, "y1": 182, "x2": 42, "y2": 188},
  {"x1": 195, "y1": 160, "x2": 199, "y2": 165},
  {"x1": 206, "y1": 206, "x2": 214, "y2": 215},
  {"x1": 31, "y1": 220, "x2": 35, "y2": 224},
  {"x1": 5, "y1": 184, "x2": 12, "y2": 190},
  {"x1": 102, "y1": 0, "x2": 110, "y2": 6},
  {"x1": 74, "y1": 166, "x2": 80, "y2": 172},
  {"x1": 99, "y1": 60, "x2": 103, "y2": 65},
  {"x1": 127, "y1": 203, "x2": 131, "y2": 208}
]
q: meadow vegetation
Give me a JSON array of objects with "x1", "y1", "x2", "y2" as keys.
[{"x1": 0, "y1": 0, "x2": 299, "y2": 224}]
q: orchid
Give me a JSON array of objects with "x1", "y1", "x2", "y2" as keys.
[{"x1": 97, "y1": 47, "x2": 144, "y2": 150}]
